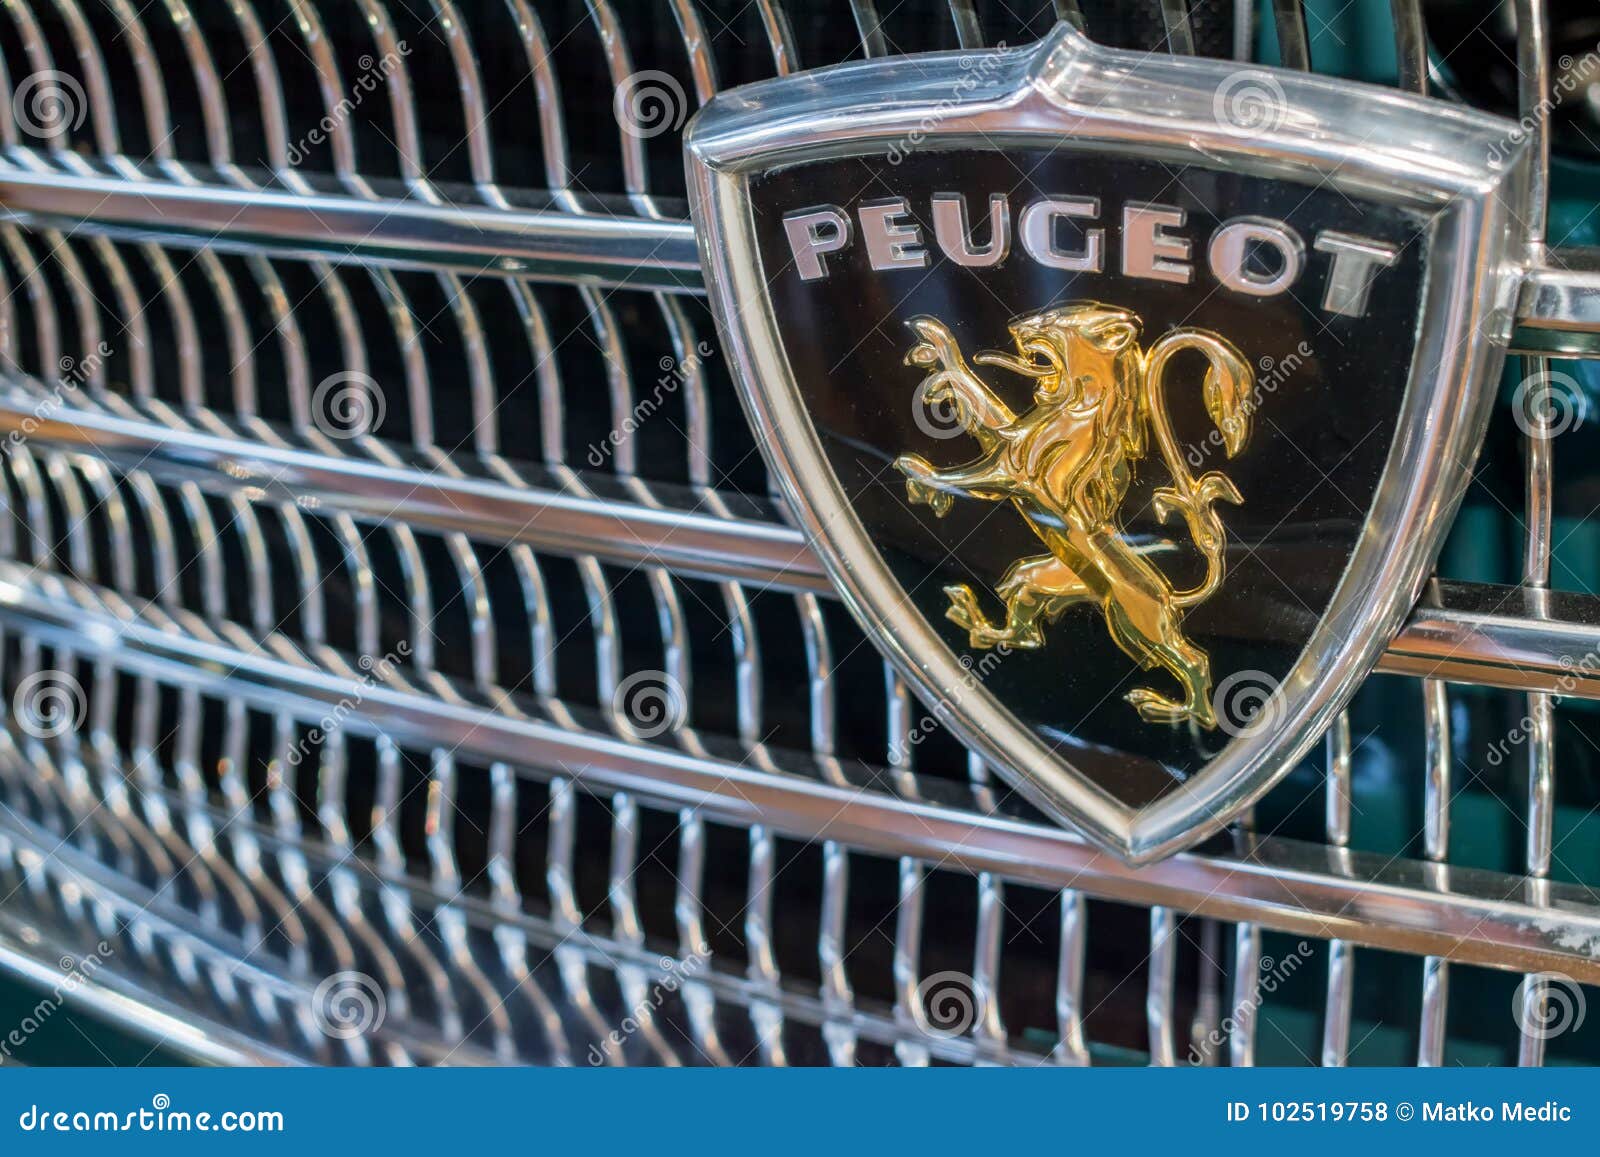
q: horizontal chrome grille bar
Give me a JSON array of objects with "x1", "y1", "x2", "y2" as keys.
[
  {"x1": 5, "y1": 164, "x2": 1599, "y2": 355},
  {"x1": 0, "y1": 800, "x2": 505, "y2": 1067},
  {"x1": 5, "y1": 386, "x2": 1591, "y2": 695},
  {"x1": 1513, "y1": 248, "x2": 1600, "y2": 356},
  {"x1": 0, "y1": 387, "x2": 828, "y2": 594},
  {"x1": 0, "y1": 915, "x2": 290, "y2": 1066},
  {"x1": 3, "y1": 560, "x2": 1598, "y2": 981},
  {"x1": 0, "y1": 166, "x2": 701, "y2": 292},
  {"x1": 1381, "y1": 580, "x2": 1600, "y2": 694}
]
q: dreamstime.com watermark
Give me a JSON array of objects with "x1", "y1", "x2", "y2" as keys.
[
  {"x1": 613, "y1": 70, "x2": 689, "y2": 140},
  {"x1": 1188, "y1": 939, "x2": 1315, "y2": 1064},
  {"x1": 1186, "y1": 340, "x2": 1312, "y2": 469},
  {"x1": 11, "y1": 668, "x2": 88, "y2": 741},
  {"x1": 1, "y1": 940, "x2": 113, "y2": 1059},
  {"x1": 1486, "y1": 647, "x2": 1600, "y2": 766},
  {"x1": 283, "y1": 642, "x2": 410, "y2": 768},
  {"x1": 1487, "y1": 45, "x2": 1600, "y2": 165},
  {"x1": 1211, "y1": 669, "x2": 1286, "y2": 739},
  {"x1": 587, "y1": 945, "x2": 710, "y2": 1064},
  {"x1": 285, "y1": 45, "x2": 412, "y2": 166},
  {"x1": 611, "y1": 669, "x2": 688, "y2": 739},
  {"x1": 5, "y1": 342, "x2": 112, "y2": 452},
  {"x1": 1212, "y1": 70, "x2": 1288, "y2": 135},
  {"x1": 1513, "y1": 972, "x2": 1586, "y2": 1042},
  {"x1": 310, "y1": 370, "x2": 387, "y2": 440},
  {"x1": 18, "y1": 1095, "x2": 283, "y2": 1135},
  {"x1": 311, "y1": 970, "x2": 387, "y2": 1040},
  {"x1": 890, "y1": 643, "x2": 1013, "y2": 762},
  {"x1": 886, "y1": 47, "x2": 1010, "y2": 164},
  {"x1": 913, "y1": 970, "x2": 987, "y2": 1038},
  {"x1": 1511, "y1": 366, "x2": 1587, "y2": 440},
  {"x1": 586, "y1": 341, "x2": 716, "y2": 467},
  {"x1": 11, "y1": 71, "x2": 86, "y2": 140}
]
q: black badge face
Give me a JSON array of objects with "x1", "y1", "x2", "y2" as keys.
[{"x1": 751, "y1": 149, "x2": 1428, "y2": 810}]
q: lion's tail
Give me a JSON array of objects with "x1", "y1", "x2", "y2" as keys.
[
  {"x1": 1141, "y1": 330, "x2": 1255, "y2": 608},
  {"x1": 1144, "y1": 330, "x2": 1254, "y2": 461}
]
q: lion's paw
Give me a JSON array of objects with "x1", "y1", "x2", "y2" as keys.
[
  {"x1": 1125, "y1": 688, "x2": 1188, "y2": 725},
  {"x1": 905, "y1": 478, "x2": 953, "y2": 516}
]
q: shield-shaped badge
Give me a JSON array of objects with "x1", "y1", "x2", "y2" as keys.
[{"x1": 686, "y1": 26, "x2": 1529, "y2": 863}]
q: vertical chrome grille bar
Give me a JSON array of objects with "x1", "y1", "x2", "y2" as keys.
[
  {"x1": 1230, "y1": 788, "x2": 1261, "y2": 1067},
  {"x1": 1514, "y1": 0, "x2": 1555, "y2": 1070},
  {"x1": 1160, "y1": 0, "x2": 1196, "y2": 55},
  {"x1": 1148, "y1": 906, "x2": 1178, "y2": 1066},
  {"x1": 586, "y1": 0, "x2": 665, "y2": 219},
  {"x1": 973, "y1": 870, "x2": 1008, "y2": 1055},
  {"x1": 353, "y1": 0, "x2": 430, "y2": 200},
  {"x1": 892, "y1": 855, "x2": 929, "y2": 1065},
  {"x1": 850, "y1": 0, "x2": 889, "y2": 58},
  {"x1": 1230, "y1": 917, "x2": 1260, "y2": 1066},
  {"x1": 429, "y1": 0, "x2": 509, "y2": 210},
  {"x1": 1054, "y1": 890, "x2": 1089, "y2": 1065},
  {"x1": 747, "y1": 823, "x2": 789, "y2": 1065},
  {"x1": 1321, "y1": 715, "x2": 1354, "y2": 1065},
  {"x1": 1389, "y1": 0, "x2": 1428, "y2": 94},
  {"x1": 503, "y1": 0, "x2": 576, "y2": 208},
  {"x1": 1271, "y1": 0, "x2": 1312, "y2": 70},
  {"x1": 756, "y1": 0, "x2": 802, "y2": 75},
  {"x1": 675, "y1": 804, "x2": 733, "y2": 1066},
  {"x1": 1417, "y1": 678, "x2": 1453, "y2": 1065},
  {"x1": 948, "y1": 0, "x2": 983, "y2": 49},
  {"x1": 1052, "y1": 0, "x2": 1086, "y2": 34}
]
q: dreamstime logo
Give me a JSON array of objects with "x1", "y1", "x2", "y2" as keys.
[
  {"x1": 5, "y1": 341, "x2": 111, "y2": 453},
  {"x1": 911, "y1": 378, "x2": 968, "y2": 440},
  {"x1": 891, "y1": 643, "x2": 1013, "y2": 763},
  {"x1": 586, "y1": 340, "x2": 716, "y2": 467},
  {"x1": 886, "y1": 46, "x2": 1010, "y2": 163},
  {"x1": 612, "y1": 670, "x2": 687, "y2": 738},
  {"x1": 586, "y1": 945, "x2": 710, "y2": 1065},
  {"x1": 1512, "y1": 368, "x2": 1587, "y2": 439},
  {"x1": 1186, "y1": 341, "x2": 1312, "y2": 468},
  {"x1": 283, "y1": 641, "x2": 409, "y2": 768},
  {"x1": 613, "y1": 70, "x2": 688, "y2": 140},
  {"x1": 13, "y1": 71, "x2": 87, "y2": 138},
  {"x1": 1212, "y1": 71, "x2": 1288, "y2": 134},
  {"x1": 311, "y1": 971, "x2": 386, "y2": 1039},
  {"x1": 1514, "y1": 972, "x2": 1587, "y2": 1042},
  {"x1": 1, "y1": 940, "x2": 113, "y2": 1058},
  {"x1": 1188, "y1": 940, "x2": 1314, "y2": 1063},
  {"x1": 310, "y1": 371, "x2": 386, "y2": 439},
  {"x1": 1212, "y1": 669, "x2": 1284, "y2": 739},
  {"x1": 12, "y1": 670, "x2": 87, "y2": 740},
  {"x1": 914, "y1": 970, "x2": 985, "y2": 1039},
  {"x1": 1486, "y1": 44, "x2": 1600, "y2": 165},
  {"x1": 284, "y1": 44, "x2": 410, "y2": 166}
]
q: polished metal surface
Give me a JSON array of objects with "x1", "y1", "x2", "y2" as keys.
[
  {"x1": 0, "y1": 386, "x2": 827, "y2": 594},
  {"x1": 688, "y1": 23, "x2": 1528, "y2": 862},
  {"x1": 0, "y1": 0, "x2": 1588, "y2": 1068},
  {"x1": 1514, "y1": 249, "x2": 1600, "y2": 355},
  {"x1": 7, "y1": 378, "x2": 1599, "y2": 694},
  {"x1": 0, "y1": 558, "x2": 1597, "y2": 986},
  {"x1": 0, "y1": 165, "x2": 701, "y2": 291}
]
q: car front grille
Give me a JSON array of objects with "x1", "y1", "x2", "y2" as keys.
[{"x1": 0, "y1": 0, "x2": 1597, "y2": 1067}]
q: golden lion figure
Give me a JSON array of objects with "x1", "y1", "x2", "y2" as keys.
[{"x1": 894, "y1": 302, "x2": 1254, "y2": 730}]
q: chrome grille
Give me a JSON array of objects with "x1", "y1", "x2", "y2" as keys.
[{"x1": 0, "y1": 0, "x2": 1596, "y2": 1068}]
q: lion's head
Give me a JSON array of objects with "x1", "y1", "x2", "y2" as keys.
[
  {"x1": 974, "y1": 303, "x2": 1148, "y2": 523},
  {"x1": 976, "y1": 303, "x2": 1142, "y2": 410}
]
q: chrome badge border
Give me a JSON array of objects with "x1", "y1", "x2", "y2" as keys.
[{"x1": 685, "y1": 25, "x2": 1530, "y2": 864}]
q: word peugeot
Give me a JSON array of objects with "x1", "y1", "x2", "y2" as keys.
[
  {"x1": 783, "y1": 196, "x2": 1401, "y2": 318},
  {"x1": 687, "y1": 25, "x2": 1528, "y2": 862}
]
